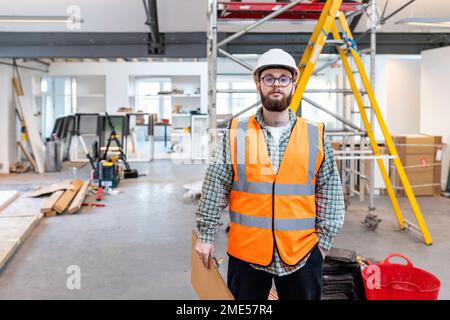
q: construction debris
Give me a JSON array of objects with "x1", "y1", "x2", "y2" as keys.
[
  {"x1": 363, "y1": 213, "x2": 382, "y2": 231},
  {"x1": 322, "y1": 247, "x2": 366, "y2": 300},
  {"x1": 40, "y1": 190, "x2": 64, "y2": 215},
  {"x1": 33, "y1": 179, "x2": 109, "y2": 217},
  {"x1": 82, "y1": 203, "x2": 105, "y2": 208},
  {"x1": 0, "y1": 191, "x2": 21, "y2": 212},
  {"x1": 268, "y1": 247, "x2": 368, "y2": 300},
  {"x1": 9, "y1": 161, "x2": 31, "y2": 173},
  {"x1": 53, "y1": 179, "x2": 84, "y2": 214},
  {"x1": 68, "y1": 181, "x2": 90, "y2": 214},
  {"x1": 24, "y1": 182, "x2": 74, "y2": 198}
]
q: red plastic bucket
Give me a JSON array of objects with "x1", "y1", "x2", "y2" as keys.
[{"x1": 362, "y1": 253, "x2": 441, "y2": 300}]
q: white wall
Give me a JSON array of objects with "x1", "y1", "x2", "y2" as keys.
[
  {"x1": 0, "y1": 65, "x2": 14, "y2": 174},
  {"x1": 361, "y1": 55, "x2": 421, "y2": 139},
  {"x1": 421, "y1": 46, "x2": 450, "y2": 190},
  {"x1": 48, "y1": 61, "x2": 208, "y2": 114},
  {"x1": 386, "y1": 58, "x2": 421, "y2": 135}
]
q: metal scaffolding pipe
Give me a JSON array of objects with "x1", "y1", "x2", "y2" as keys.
[
  {"x1": 207, "y1": 0, "x2": 218, "y2": 132},
  {"x1": 334, "y1": 150, "x2": 373, "y2": 154},
  {"x1": 218, "y1": 48, "x2": 254, "y2": 71},
  {"x1": 217, "y1": 100, "x2": 261, "y2": 127},
  {"x1": 313, "y1": 57, "x2": 340, "y2": 75},
  {"x1": 335, "y1": 155, "x2": 397, "y2": 160},
  {"x1": 325, "y1": 131, "x2": 367, "y2": 136},
  {"x1": 302, "y1": 96, "x2": 363, "y2": 132},
  {"x1": 369, "y1": 0, "x2": 377, "y2": 211},
  {"x1": 217, "y1": 0, "x2": 305, "y2": 48}
]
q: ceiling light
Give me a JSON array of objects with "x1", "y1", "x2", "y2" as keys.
[
  {"x1": 396, "y1": 18, "x2": 450, "y2": 28},
  {"x1": 0, "y1": 15, "x2": 83, "y2": 24}
]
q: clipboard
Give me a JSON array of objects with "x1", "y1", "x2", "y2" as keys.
[{"x1": 191, "y1": 230, "x2": 234, "y2": 300}]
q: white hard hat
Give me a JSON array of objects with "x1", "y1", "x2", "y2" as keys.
[{"x1": 253, "y1": 48, "x2": 299, "y2": 79}]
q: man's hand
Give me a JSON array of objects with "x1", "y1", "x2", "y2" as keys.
[{"x1": 195, "y1": 241, "x2": 215, "y2": 269}]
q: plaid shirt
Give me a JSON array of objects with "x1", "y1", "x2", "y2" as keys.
[{"x1": 195, "y1": 107, "x2": 345, "y2": 276}]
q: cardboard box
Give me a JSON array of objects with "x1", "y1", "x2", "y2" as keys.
[
  {"x1": 390, "y1": 134, "x2": 442, "y2": 197},
  {"x1": 330, "y1": 141, "x2": 341, "y2": 173}
]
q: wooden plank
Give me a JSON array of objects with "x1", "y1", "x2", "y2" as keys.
[
  {"x1": 0, "y1": 197, "x2": 43, "y2": 218},
  {"x1": 0, "y1": 191, "x2": 20, "y2": 212},
  {"x1": 40, "y1": 191, "x2": 64, "y2": 214},
  {"x1": 53, "y1": 179, "x2": 83, "y2": 214},
  {"x1": 68, "y1": 181, "x2": 90, "y2": 214},
  {"x1": 0, "y1": 215, "x2": 43, "y2": 270},
  {"x1": 17, "y1": 141, "x2": 37, "y2": 172},
  {"x1": 18, "y1": 96, "x2": 46, "y2": 174},
  {"x1": 24, "y1": 182, "x2": 74, "y2": 198},
  {"x1": 191, "y1": 231, "x2": 234, "y2": 300},
  {"x1": 45, "y1": 210, "x2": 57, "y2": 217},
  {"x1": 12, "y1": 77, "x2": 24, "y2": 96}
]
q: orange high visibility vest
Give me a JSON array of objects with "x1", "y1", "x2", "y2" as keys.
[{"x1": 228, "y1": 115, "x2": 324, "y2": 266}]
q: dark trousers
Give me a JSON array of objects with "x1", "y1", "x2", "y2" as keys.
[{"x1": 227, "y1": 245, "x2": 324, "y2": 300}]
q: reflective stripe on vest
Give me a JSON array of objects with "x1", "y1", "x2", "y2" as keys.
[
  {"x1": 230, "y1": 210, "x2": 316, "y2": 231},
  {"x1": 232, "y1": 118, "x2": 319, "y2": 195}
]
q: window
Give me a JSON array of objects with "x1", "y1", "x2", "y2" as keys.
[
  {"x1": 302, "y1": 73, "x2": 340, "y2": 130},
  {"x1": 216, "y1": 81, "x2": 230, "y2": 115},
  {"x1": 216, "y1": 76, "x2": 259, "y2": 117},
  {"x1": 231, "y1": 81, "x2": 258, "y2": 117},
  {"x1": 135, "y1": 78, "x2": 172, "y2": 122}
]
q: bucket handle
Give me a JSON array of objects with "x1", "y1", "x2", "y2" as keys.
[{"x1": 382, "y1": 253, "x2": 414, "y2": 267}]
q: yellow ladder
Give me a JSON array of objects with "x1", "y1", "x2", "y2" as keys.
[{"x1": 290, "y1": 0, "x2": 432, "y2": 245}]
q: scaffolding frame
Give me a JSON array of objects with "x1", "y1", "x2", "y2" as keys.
[
  {"x1": 207, "y1": 0, "x2": 372, "y2": 196},
  {"x1": 207, "y1": 0, "x2": 432, "y2": 245}
]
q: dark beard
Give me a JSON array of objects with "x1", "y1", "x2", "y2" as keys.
[{"x1": 260, "y1": 91, "x2": 292, "y2": 112}]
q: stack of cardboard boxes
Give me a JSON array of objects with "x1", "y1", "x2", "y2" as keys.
[
  {"x1": 390, "y1": 134, "x2": 442, "y2": 197},
  {"x1": 330, "y1": 141, "x2": 342, "y2": 173}
]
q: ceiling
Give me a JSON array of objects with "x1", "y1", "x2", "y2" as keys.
[
  {"x1": 0, "y1": 0, "x2": 449, "y2": 34},
  {"x1": 1, "y1": 1, "x2": 449, "y2": 58}
]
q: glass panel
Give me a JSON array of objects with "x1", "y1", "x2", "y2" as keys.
[
  {"x1": 216, "y1": 82, "x2": 230, "y2": 115},
  {"x1": 303, "y1": 75, "x2": 340, "y2": 129},
  {"x1": 135, "y1": 78, "x2": 172, "y2": 122},
  {"x1": 41, "y1": 78, "x2": 48, "y2": 93},
  {"x1": 231, "y1": 80, "x2": 258, "y2": 117}
]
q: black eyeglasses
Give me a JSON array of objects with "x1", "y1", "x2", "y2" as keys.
[{"x1": 259, "y1": 75, "x2": 292, "y2": 87}]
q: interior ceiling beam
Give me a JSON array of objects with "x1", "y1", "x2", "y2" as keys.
[
  {"x1": 1, "y1": 31, "x2": 450, "y2": 58},
  {"x1": 143, "y1": 0, "x2": 163, "y2": 54}
]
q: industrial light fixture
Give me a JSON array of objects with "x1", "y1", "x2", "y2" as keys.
[
  {"x1": 396, "y1": 18, "x2": 450, "y2": 28},
  {"x1": 0, "y1": 15, "x2": 83, "y2": 24}
]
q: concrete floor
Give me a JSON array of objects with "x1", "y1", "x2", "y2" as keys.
[{"x1": 0, "y1": 159, "x2": 449, "y2": 299}]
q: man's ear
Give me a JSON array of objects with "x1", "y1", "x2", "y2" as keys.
[
  {"x1": 293, "y1": 73, "x2": 299, "y2": 87},
  {"x1": 255, "y1": 77, "x2": 261, "y2": 93}
]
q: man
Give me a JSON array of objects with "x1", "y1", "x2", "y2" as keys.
[{"x1": 195, "y1": 48, "x2": 345, "y2": 300}]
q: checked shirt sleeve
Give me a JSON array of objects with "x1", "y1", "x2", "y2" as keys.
[
  {"x1": 195, "y1": 131, "x2": 234, "y2": 244},
  {"x1": 315, "y1": 135, "x2": 346, "y2": 251}
]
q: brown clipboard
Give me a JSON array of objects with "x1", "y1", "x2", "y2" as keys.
[{"x1": 191, "y1": 230, "x2": 234, "y2": 300}]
